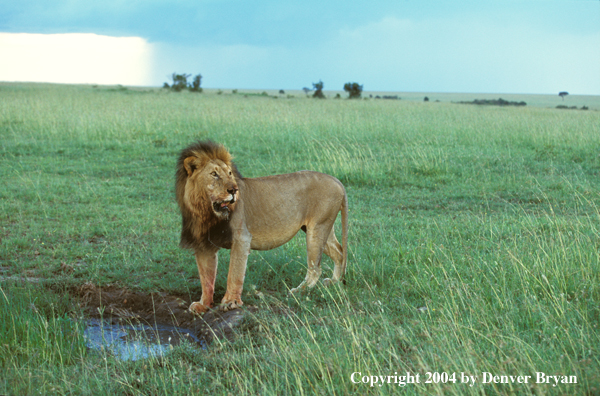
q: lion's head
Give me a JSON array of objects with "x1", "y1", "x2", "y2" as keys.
[{"x1": 176, "y1": 141, "x2": 242, "y2": 248}]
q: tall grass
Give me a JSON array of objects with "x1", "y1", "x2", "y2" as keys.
[
  {"x1": 1, "y1": 83, "x2": 599, "y2": 394},
  {"x1": 0, "y1": 282, "x2": 87, "y2": 394}
]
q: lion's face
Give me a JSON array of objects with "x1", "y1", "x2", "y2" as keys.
[{"x1": 183, "y1": 157, "x2": 239, "y2": 220}]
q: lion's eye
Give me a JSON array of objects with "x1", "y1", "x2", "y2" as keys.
[{"x1": 211, "y1": 171, "x2": 218, "y2": 178}]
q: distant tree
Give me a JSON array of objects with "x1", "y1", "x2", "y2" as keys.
[
  {"x1": 313, "y1": 80, "x2": 325, "y2": 99},
  {"x1": 559, "y1": 91, "x2": 569, "y2": 101},
  {"x1": 344, "y1": 82, "x2": 363, "y2": 99},
  {"x1": 424, "y1": 96, "x2": 429, "y2": 102},
  {"x1": 189, "y1": 74, "x2": 202, "y2": 92},
  {"x1": 170, "y1": 73, "x2": 190, "y2": 92},
  {"x1": 279, "y1": 89, "x2": 285, "y2": 95},
  {"x1": 302, "y1": 87, "x2": 311, "y2": 95},
  {"x1": 165, "y1": 73, "x2": 202, "y2": 92}
]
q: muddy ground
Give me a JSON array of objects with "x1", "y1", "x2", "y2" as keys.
[{"x1": 77, "y1": 283, "x2": 256, "y2": 346}]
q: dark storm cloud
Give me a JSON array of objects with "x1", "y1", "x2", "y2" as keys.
[
  {"x1": 2, "y1": 1, "x2": 598, "y2": 93},
  {"x1": 0, "y1": 0, "x2": 403, "y2": 46}
]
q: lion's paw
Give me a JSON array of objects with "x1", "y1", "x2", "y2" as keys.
[
  {"x1": 290, "y1": 284, "x2": 307, "y2": 294},
  {"x1": 189, "y1": 302, "x2": 210, "y2": 316},
  {"x1": 322, "y1": 278, "x2": 339, "y2": 287},
  {"x1": 219, "y1": 298, "x2": 243, "y2": 312}
]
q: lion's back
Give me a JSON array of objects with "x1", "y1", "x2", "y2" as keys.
[{"x1": 244, "y1": 171, "x2": 345, "y2": 205}]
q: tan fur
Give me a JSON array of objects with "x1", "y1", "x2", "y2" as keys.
[{"x1": 176, "y1": 141, "x2": 349, "y2": 315}]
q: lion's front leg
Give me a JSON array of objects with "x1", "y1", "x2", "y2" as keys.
[
  {"x1": 189, "y1": 250, "x2": 218, "y2": 315},
  {"x1": 220, "y1": 228, "x2": 252, "y2": 312}
]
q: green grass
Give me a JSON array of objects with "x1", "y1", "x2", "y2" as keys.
[{"x1": 1, "y1": 82, "x2": 599, "y2": 395}]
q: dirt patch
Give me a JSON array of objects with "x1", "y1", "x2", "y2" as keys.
[{"x1": 78, "y1": 283, "x2": 256, "y2": 345}]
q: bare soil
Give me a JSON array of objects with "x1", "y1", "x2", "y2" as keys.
[{"x1": 77, "y1": 283, "x2": 256, "y2": 345}]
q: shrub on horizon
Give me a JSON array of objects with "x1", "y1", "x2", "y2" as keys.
[
  {"x1": 313, "y1": 80, "x2": 325, "y2": 99},
  {"x1": 344, "y1": 82, "x2": 363, "y2": 99},
  {"x1": 165, "y1": 73, "x2": 203, "y2": 92}
]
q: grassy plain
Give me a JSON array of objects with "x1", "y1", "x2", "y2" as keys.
[{"x1": 1, "y1": 83, "x2": 599, "y2": 395}]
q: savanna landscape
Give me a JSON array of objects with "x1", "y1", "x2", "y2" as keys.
[{"x1": 1, "y1": 82, "x2": 599, "y2": 395}]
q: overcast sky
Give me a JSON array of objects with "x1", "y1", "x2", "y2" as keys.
[{"x1": 1, "y1": 0, "x2": 599, "y2": 94}]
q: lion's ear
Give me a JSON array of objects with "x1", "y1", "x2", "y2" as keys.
[{"x1": 183, "y1": 157, "x2": 197, "y2": 176}]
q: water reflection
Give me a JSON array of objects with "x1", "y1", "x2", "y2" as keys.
[{"x1": 84, "y1": 319, "x2": 204, "y2": 361}]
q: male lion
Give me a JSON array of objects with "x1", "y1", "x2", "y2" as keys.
[{"x1": 176, "y1": 141, "x2": 348, "y2": 315}]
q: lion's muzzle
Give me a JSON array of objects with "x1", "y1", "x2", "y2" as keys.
[
  {"x1": 212, "y1": 193, "x2": 237, "y2": 215},
  {"x1": 227, "y1": 186, "x2": 238, "y2": 203}
]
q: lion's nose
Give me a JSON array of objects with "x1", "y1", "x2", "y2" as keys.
[{"x1": 228, "y1": 186, "x2": 238, "y2": 195}]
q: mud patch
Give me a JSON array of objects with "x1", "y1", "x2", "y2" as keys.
[{"x1": 78, "y1": 283, "x2": 256, "y2": 346}]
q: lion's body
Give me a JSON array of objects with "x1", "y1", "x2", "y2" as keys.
[{"x1": 176, "y1": 141, "x2": 348, "y2": 314}]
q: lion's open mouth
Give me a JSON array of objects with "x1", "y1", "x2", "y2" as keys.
[{"x1": 213, "y1": 194, "x2": 236, "y2": 213}]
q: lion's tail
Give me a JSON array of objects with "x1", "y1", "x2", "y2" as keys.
[{"x1": 340, "y1": 191, "x2": 349, "y2": 282}]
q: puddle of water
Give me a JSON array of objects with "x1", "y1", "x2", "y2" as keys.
[{"x1": 84, "y1": 319, "x2": 205, "y2": 361}]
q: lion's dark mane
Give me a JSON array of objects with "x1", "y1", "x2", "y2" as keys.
[{"x1": 175, "y1": 140, "x2": 242, "y2": 251}]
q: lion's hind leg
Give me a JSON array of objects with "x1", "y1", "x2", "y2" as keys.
[
  {"x1": 322, "y1": 226, "x2": 344, "y2": 286},
  {"x1": 290, "y1": 224, "x2": 331, "y2": 294}
]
